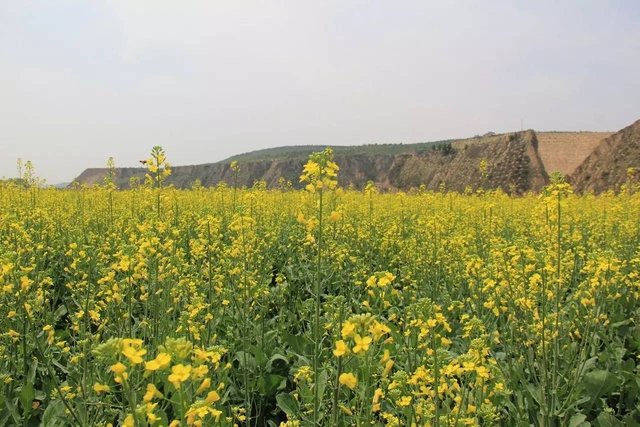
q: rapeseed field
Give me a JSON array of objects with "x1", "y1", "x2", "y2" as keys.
[{"x1": 1, "y1": 149, "x2": 639, "y2": 426}]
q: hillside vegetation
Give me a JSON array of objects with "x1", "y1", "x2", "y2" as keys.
[{"x1": 225, "y1": 140, "x2": 455, "y2": 162}]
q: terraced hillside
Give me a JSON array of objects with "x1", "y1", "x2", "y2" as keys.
[{"x1": 537, "y1": 132, "x2": 612, "y2": 176}]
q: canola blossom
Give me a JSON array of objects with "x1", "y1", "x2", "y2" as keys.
[{"x1": 0, "y1": 148, "x2": 639, "y2": 426}]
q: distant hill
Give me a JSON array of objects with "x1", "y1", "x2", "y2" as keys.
[
  {"x1": 72, "y1": 131, "x2": 547, "y2": 194},
  {"x1": 571, "y1": 119, "x2": 640, "y2": 193},
  {"x1": 71, "y1": 120, "x2": 640, "y2": 193}
]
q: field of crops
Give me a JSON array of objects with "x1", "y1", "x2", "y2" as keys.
[{"x1": 1, "y1": 150, "x2": 639, "y2": 427}]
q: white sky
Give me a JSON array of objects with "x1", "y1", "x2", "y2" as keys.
[{"x1": 1, "y1": 1, "x2": 639, "y2": 183}]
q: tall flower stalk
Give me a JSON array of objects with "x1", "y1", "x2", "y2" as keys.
[
  {"x1": 299, "y1": 148, "x2": 339, "y2": 425},
  {"x1": 104, "y1": 156, "x2": 117, "y2": 222},
  {"x1": 145, "y1": 146, "x2": 171, "y2": 217}
]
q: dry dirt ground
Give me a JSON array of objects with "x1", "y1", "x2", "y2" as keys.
[{"x1": 537, "y1": 132, "x2": 612, "y2": 176}]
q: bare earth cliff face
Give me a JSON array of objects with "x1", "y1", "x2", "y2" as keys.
[
  {"x1": 571, "y1": 119, "x2": 640, "y2": 194},
  {"x1": 73, "y1": 118, "x2": 640, "y2": 194},
  {"x1": 536, "y1": 131, "x2": 613, "y2": 176},
  {"x1": 401, "y1": 130, "x2": 548, "y2": 193},
  {"x1": 73, "y1": 130, "x2": 548, "y2": 194}
]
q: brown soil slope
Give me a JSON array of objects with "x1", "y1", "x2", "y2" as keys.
[
  {"x1": 73, "y1": 131, "x2": 548, "y2": 193},
  {"x1": 571, "y1": 119, "x2": 640, "y2": 193},
  {"x1": 388, "y1": 130, "x2": 547, "y2": 193},
  {"x1": 537, "y1": 132, "x2": 612, "y2": 176}
]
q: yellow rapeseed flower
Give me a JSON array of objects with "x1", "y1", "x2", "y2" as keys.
[
  {"x1": 93, "y1": 383, "x2": 110, "y2": 394},
  {"x1": 191, "y1": 364, "x2": 209, "y2": 380},
  {"x1": 333, "y1": 340, "x2": 349, "y2": 357},
  {"x1": 369, "y1": 321, "x2": 390, "y2": 341},
  {"x1": 123, "y1": 415, "x2": 135, "y2": 427},
  {"x1": 339, "y1": 372, "x2": 357, "y2": 390},
  {"x1": 145, "y1": 353, "x2": 171, "y2": 372},
  {"x1": 110, "y1": 362, "x2": 127, "y2": 377},
  {"x1": 143, "y1": 383, "x2": 164, "y2": 402},
  {"x1": 372, "y1": 388, "x2": 384, "y2": 412},
  {"x1": 196, "y1": 378, "x2": 211, "y2": 394},
  {"x1": 168, "y1": 364, "x2": 192, "y2": 388},
  {"x1": 397, "y1": 396, "x2": 412, "y2": 407},
  {"x1": 205, "y1": 390, "x2": 221, "y2": 403},
  {"x1": 110, "y1": 363, "x2": 127, "y2": 384},
  {"x1": 341, "y1": 321, "x2": 356, "y2": 338},
  {"x1": 352, "y1": 334, "x2": 372, "y2": 354},
  {"x1": 122, "y1": 346, "x2": 147, "y2": 364}
]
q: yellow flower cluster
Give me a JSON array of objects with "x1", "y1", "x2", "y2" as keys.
[
  {"x1": 1, "y1": 156, "x2": 639, "y2": 426},
  {"x1": 299, "y1": 148, "x2": 339, "y2": 192}
]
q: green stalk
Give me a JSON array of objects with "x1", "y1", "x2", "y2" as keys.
[
  {"x1": 432, "y1": 333, "x2": 440, "y2": 427},
  {"x1": 240, "y1": 216, "x2": 252, "y2": 427},
  {"x1": 313, "y1": 188, "x2": 324, "y2": 425},
  {"x1": 551, "y1": 191, "x2": 562, "y2": 420},
  {"x1": 156, "y1": 165, "x2": 161, "y2": 218},
  {"x1": 540, "y1": 205, "x2": 550, "y2": 425},
  {"x1": 26, "y1": 306, "x2": 83, "y2": 426},
  {"x1": 206, "y1": 222, "x2": 214, "y2": 346},
  {"x1": 331, "y1": 356, "x2": 343, "y2": 426}
]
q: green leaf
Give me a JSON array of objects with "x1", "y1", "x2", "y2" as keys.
[
  {"x1": 51, "y1": 360, "x2": 69, "y2": 375},
  {"x1": 594, "y1": 412, "x2": 623, "y2": 427},
  {"x1": 27, "y1": 359, "x2": 38, "y2": 385},
  {"x1": 19, "y1": 383, "x2": 35, "y2": 415},
  {"x1": 53, "y1": 305, "x2": 68, "y2": 322},
  {"x1": 235, "y1": 351, "x2": 256, "y2": 371},
  {"x1": 316, "y1": 368, "x2": 328, "y2": 406},
  {"x1": 42, "y1": 400, "x2": 65, "y2": 427},
  {"x1": 284, "y1": 333, "x2": 312, "y2": 356},
  {"x1": 2, "y1": 396, "x2": 21, "y2": 425},
  {"x1": 154, "y1": 408, "x2": 169, "y2": 426},
  {"x1": 276, "y1": 393, "x2": 299, "y2": 417},
  {"x1": 250, "y1": 346, "x2": 268, "y2": 367},
  {"x1": 581, "y1": 357, "x2": 598, "y2": 373},
  {"x1": 258, "y1": 374, "x2": 286, "y2": 396},
  {"x1": 620, "y1": 358, "x2": 636, "y2": 374},
  {"x1": 611, "y1": 319, "x2": 631, "y2": 328},
  {"x1": 524, "y1": 382, "x2": 542, "y2": 406},
  {"x1": 568, "y1": 413, "x2": 588, "y2": 427},
  {"x1": 622, "y1": 414, "x2": 640, "y2": 427},
  {"x1": 0, "y1": 410, "x2": 9, "y2": 427},
  {"x1": 583, "y1": 370, "x2": 618, "y2": 400},
  {"x1": 266, "y1": 354, "x2": 289, "y2": 376}
]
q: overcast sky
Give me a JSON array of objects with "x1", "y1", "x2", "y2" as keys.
[{"x1": 1, "y1": 1, "x2": 639, "y2": 183}]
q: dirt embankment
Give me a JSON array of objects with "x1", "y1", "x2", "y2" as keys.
[
  {"x1": 381, "y1": 130, "x2": 547, "y2": 193},
  {"x1": 537, "y1": 132, "x2": 612, "y2": 176},
  {"x1": 571, "y1": 119, "x2": 640, "y2": 194}
]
